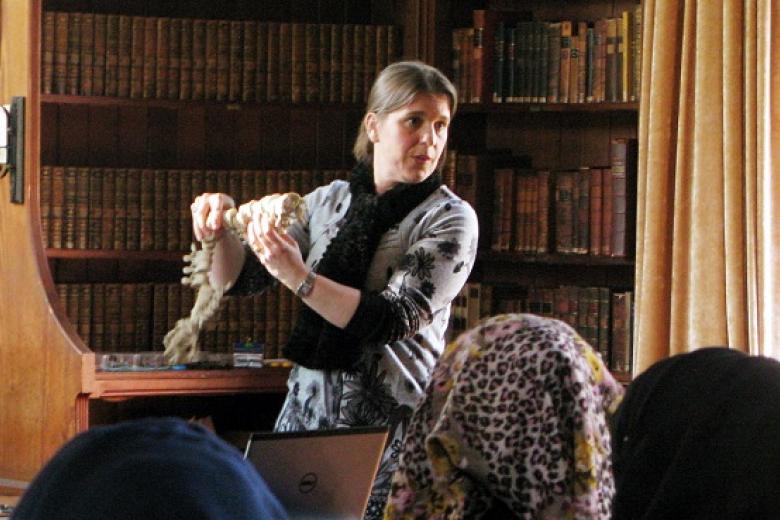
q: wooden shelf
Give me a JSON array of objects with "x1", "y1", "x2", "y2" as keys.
[
  {"x1": 459, "y1": 101, "x2": 639, "y2": 114},
  {"x1": 47, "y1": 248, "x2": 186, "y2": 262},
  {"x1": 90, "y1": 366, "x2": 290, "y2": 399},
  {"x1": 478, "y1": 250, "x2": 635, "y2": 267},
  {"x1": 40, "y1": 93, "x2": 367, "y2": 111}
]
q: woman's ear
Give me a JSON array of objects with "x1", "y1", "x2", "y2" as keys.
[{"x1": 365, "y1": 113, "x2": 379, "y2": 143}]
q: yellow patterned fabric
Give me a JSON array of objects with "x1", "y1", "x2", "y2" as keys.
[{"x1": 384, "y1": 313, "x2": 623, "y2": 519}]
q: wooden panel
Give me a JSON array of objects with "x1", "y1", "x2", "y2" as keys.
[
  {"x1": 232, "y1": 107, "x2": 265, "y2": 168},
  {"x1": 289, "y1": 108, "x2": 318, "y2": 169},
  {"x1": 147, "y1": 107, "x2": 179, "y2": 167},
  {"x1": 0, "y1": 0, "x2": 88, "y2": 482}
]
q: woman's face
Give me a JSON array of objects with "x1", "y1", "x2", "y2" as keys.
[{"x1": 366, "y1": 92, "x2": 451, "y2": 195}]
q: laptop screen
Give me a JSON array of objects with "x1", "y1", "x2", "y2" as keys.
[{"x1": 244, "y1": 427, "x2": 389, "y2": 520}]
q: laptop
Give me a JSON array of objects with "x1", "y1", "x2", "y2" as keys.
[{"x1": 243, "y1": 426, "x2": 389, "y2": 520}]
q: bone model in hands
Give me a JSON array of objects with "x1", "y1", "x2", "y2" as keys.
[{"x1": 163, "y1": 193, "x2": 305, "y2": 364}]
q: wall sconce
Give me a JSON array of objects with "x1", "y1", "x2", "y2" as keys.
[{"x1": 0, "y1": 96, "x2": 24, "y2": 204}]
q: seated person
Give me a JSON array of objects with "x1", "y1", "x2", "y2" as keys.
[
  {"x1": 383, "y1": 313, "x2": 624, "y2": 519},
  {"x1": 12, "y1": 416, "x2": 288, "y2": 519},
  {"x1": 611, "y1": 347, "x2": 780, "y2": 519}
]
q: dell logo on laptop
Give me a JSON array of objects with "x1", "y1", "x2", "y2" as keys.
[{"x1": 299, "y1": 472, "x2": 318, "y2": 494}]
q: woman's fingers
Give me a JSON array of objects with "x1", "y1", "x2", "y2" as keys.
[{"x1": 190, "y1": 193, "x2": 234, "y2": 241}]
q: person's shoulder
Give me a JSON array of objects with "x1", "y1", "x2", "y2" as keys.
[
  {"x1": 424, "y1": 184, "x2": 478, "y2": 220},
  {"x1": 305, "y1": 179, "x2": 350, "y2": 207}
]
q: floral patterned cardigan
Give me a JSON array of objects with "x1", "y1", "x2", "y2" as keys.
[{"x1": 230, "y1": 179, "x2": 479, "y2": 519}]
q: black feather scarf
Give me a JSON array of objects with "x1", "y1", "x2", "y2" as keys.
[{"x1": 282, "y1": 162, "x2": 441, "y2": 371}]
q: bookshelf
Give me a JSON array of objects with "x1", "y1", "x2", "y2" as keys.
[
  {"x1": 441, "y1": 0, "x2": 641, "y2": 383},
  {"x1": 0, "y1": 0, "x2": 420, "y2": 484}
]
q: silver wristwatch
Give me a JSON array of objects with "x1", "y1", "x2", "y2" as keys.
[{"x1": 295, "y1": 269, "x2": 316, "y2": 298}]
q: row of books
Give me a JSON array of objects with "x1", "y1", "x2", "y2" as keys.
[
  {"x1": 41, "y1": 166, "x2": 349, "y2": 251},
  {"x1": 455, "y1": 6, "x2": 642, "y2": 104},
  {"x1": 42, "y1": 11, "x2": 399, "y2": 103},
  {"x1": 56, "y1": 282, "x2": 301, "y2": 361},
  {"x1": 447, "y1": 282, "x2": 633, "y2": 373},
  {"x1": 448, "y1": 138, "x2": 637, "y2": 256}
]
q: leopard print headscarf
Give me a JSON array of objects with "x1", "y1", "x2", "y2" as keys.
[{"x1": 384, "y1": 313, "x2": 623, "y2": 519}]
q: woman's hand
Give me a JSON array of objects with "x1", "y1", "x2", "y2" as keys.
[
  {"x1": 246, "y1": 210, "x2": 307, "y2": 292},
  {"x1": 191, "y1": 193, "x2": 235, "y2": 242}
]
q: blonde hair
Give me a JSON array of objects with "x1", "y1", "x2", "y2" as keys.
[{"x1": 352, "y1": 61, "x2": 458, "y2": 166}]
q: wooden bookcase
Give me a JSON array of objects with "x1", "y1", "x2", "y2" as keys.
[
  {"x1": 0, "y1": 0, "x2": 639, "y2": 486},
  {"x1": 438, "y1": 0, "x2": 641, "y2": 384},
  {"x1": 0, "y1": 0, "x2": 423, "y2": 486}
]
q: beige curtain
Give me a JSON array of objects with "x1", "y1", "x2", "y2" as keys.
[{"x1": 634, "y1": 0, "x2": 780, "y2": 373}]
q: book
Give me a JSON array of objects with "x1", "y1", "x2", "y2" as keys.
[
  {"x1": 554, "y1": 169, "x2": 575, "y2": 253},
  {"x1": 291, "y1": 23, "x2": 305, "y2": 103},
  {"x1": 609, "y1": 138, "x2": 638, "y2": 257},
  {"x1": 141, "y1": 16, "x2": 158, "y2": 99},
  {"x1": 125, "y1": 168, "x2": 141, "y2": 250},
  {"x1": 179, "y1": 18, "x2": 193, "y2": 100},
  {"x1": 191, "y1": 19, "x2": 207, "y2": 100},
  {"x1": 100, "y1": 168, "x2": 115, "y2": 250},
  {"x1": 575, "y1": 166, "x2": 590, "y2": 254},
  {"x1": 228, "y1": 20, "x2": 243, "y2": 102},
  {"x1": 53, "y1": 12, "x2": 69, "y2": 94},
  {"x1": 66, "y1": 12, "x2": 81, "y2": 96},
  {"x1": 92, "y1": 13, "x2": 107, "y2": 96},
  {"x1": 558, "y1": 21, "x2": 573, "y2": 104},
  {"x1": 112, "y1": 168, "x2": 128, "y2": 250},
  {"x1": 62, "y1": 166, "x2": 78, "y2": 249},
  {"x1": 128, "y1": 16, "x2": 145, "y2": 99},
  {"x1": 167, "y1": 17, "x2": 181, "y2": 100},
  {"x1": 242, "y1": 20, "x2": 258, "y2": 102},
  {"x1": 105, "y1": 14, "x2": 120, "y2": 97},
  {"x1": 79, "y1": 12, "x2": 95, "y2": 96},
  {"x1": 139, "y1": 169, "x2": 154, "y2": 251},
  {"x1": 216, "y1": 19, "x2": 231, "y2": 101},
  {"x1": 154, "y1": 18, "x2": 169, "y2": 100},
  {"x1": 588, "y1": 167, "x2": 603, "y2": 256},
  {"x1": 42, "y1": 11, "x2": 55, "y2": 94},
  {"x1": 40, "y1": 165, "x2": 53, "y2": 247},
  {"x1": 87, "y1": 167, "x2": 103, "y2": 249},
  {"x1": 610, "y1": 290, "x2": 633, "y2": 373}
]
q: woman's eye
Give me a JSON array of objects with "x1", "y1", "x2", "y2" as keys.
[
  {"x1": 435, "y1": 121, "x2": 447, "y2": 132},
  {"x1": 406, "y1": 117, "x2": 422, "y2": 127}
]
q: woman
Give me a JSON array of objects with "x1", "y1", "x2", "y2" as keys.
[
  {"x1": 611, "y1": 347, "x2": 780, "y2": 519},
  {"x1": 384, "y1": 314, "x2": 624, "y2": 519},
  {"x1": 11, "y1": 417, "x2": 288, "y2": 519},
  {"x1": 191, "y1": 60, "x2": 478, "y2": 517}
]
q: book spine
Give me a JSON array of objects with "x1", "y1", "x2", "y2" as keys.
[
  {"x1": 241, "y1": 20, "x2": 258, "y2": 103},
  {"x1": 216, "y1": 19, "x2": 230, "y2": 101},
  {"x1": 179, "y1": 18, "x2": 193, "y2": 100},
  {"x1": 228, "y1": 20, "x2": 243, "y2": 102},
  {"x1": 142, "y1": 17, "x2": 158, "y2": 99},
  {"x1": 204, "y1": 19, "x2": 218, "y2": 100},
  {"x1": 588, "y1": 167, "x2": 603, "y2": 255},
  {"x1": 42, "y1": 11, "x2": 56, "y2": 94},
  {"x1": 351, "y1": 24, "x2": 364, "y2": 103},
  {"x1": 87, "y1": 167, "x2": 103, "y2": 249},
  {"x1": 92, "y1": 13, "x2": 107, "y2": 96},
  {"x1": 66, "y1": 13, "x2": 81, "y2": 96},
  {"x1": 154, "y1": 18, "x2": 169, "y2": 99},
  {"x1": 266, "y1": 22, "x2": 280, "y2": 102},
  {"x1": 100, "y1": 168, "x2": 115, "y2": 250},
  {"x1": 40, "y1": 165, "x2": 53, "y2": 248},
  {"x1": 340, "y1": 24, "x2": 354, "y2": 103},
  {"x1": 318, "y1": 23, "x2": 332, "y2": 103},
  {"x1": 191, "y1": 19, "x2": 206, "y2": 100},
  {"x1": 53, "y1": 12, "x2": 69, "y2": 94},
  {"x1": 139, "y1": 169, "x2": 154, "y2": 251},
  {"x1": 79, "y1": 12, "x2": 95, "y2": 96},
  {"x1": 63, "y1": 166, "x2": 78, "y2": 249},
  {"x1": 558, "y1": 21, "x2": 572, "y2": 103},
  {"x1": 125, "y1": 168, "x2": 141, "y2": 251},
  {"x1": 113, "y1": 168, "x2": 128, "y2": 250},
  {"x1": 291, "y1": 23, "x2": 305, "y2": 103},
  {"x1": 167, "y1": 17, "x2": 181, "y2": 100}
]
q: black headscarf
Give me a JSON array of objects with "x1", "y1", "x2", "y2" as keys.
[
  {"x1": 12, "y1": 417, "x2": 288, "y2": 520},
  {"x1": 282, "y1": 162, "x2": 441, "y2": 371},
  {"x1": 611, "y1": 347, "x2": 780, "y2": 520}
]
